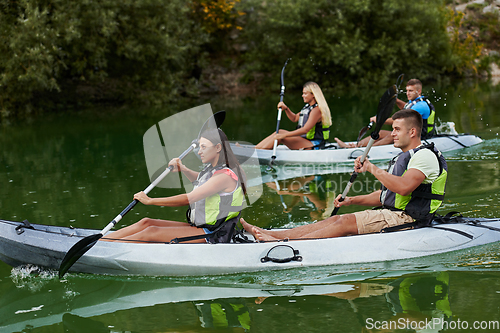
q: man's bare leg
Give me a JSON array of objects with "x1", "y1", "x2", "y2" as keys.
[
  {"x1": 334, "y1": 138, "x2": 356, "y2": 148},
  {"x1": 241, "y1": 217, "x2": 341, "y2": 239},
  {"x1": 240, "y1": 215, "x2": 358, "y2": 240},
  {"x1": 356, "y1": 130, "x2": 393, "y2": 147}
]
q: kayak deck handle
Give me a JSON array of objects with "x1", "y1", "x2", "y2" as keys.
[
  {"x1": 15, "y1": 220, "x2": 34, "y2": 235},
  {"x1": 261, "y1": 245, "x2": 302, "y2": 263}
]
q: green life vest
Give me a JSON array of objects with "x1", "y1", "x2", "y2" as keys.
[
  {"x1": 297, "y1": 103, "x2": 330, "y2": 141},
  {"x1": 188, "y1": 165, "x2": 244, "y2": 231},
  {"x1": 380, "y1": 143, "x2": 448, "y2": 226}
]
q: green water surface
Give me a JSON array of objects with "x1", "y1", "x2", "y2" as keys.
[{"x1": 1, "y1": 80, "x2": 500, "y2": 332}]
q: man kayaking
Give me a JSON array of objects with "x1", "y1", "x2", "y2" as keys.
[
  {"x1": 335, "y1": 78, "x2": 437, "y2": 148},
  {"x1": 241, "y1": 109, "x2": 447, "y2": 241}
]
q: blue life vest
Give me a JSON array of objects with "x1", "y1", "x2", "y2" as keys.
[{"x1": 404, "y1": 96, "x2": 436, "y2": 139}]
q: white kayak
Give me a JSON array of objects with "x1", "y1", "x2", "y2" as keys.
[
  {"x1": 1, "y1": 216, "x2": 500, "y2": 277},
  {"x1": 231, "y1": 134, "x2": 483, "y2": 165}
]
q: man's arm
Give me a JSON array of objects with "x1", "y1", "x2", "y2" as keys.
[
  {"x1": 355, "y1": 159, "x2": 426, "y2": 196},
  {"x1": 369, "y1": 115, "x2": 394, "y2": 125},
  {"x1": 396, "y1": 98, "x2": 406, "y2": 110},
  {"x1": 334, "y1": 190, "x2": 382, "y2": 208}
]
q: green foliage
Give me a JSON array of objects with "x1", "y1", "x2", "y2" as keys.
[
  {"x1": 238, "y1": 0, "x2": 455, "y2": 91},
  {"x1": 1, "y1": 0, "x2": 496, "y2": 118},
  {"x1": 447, "y1": 9, "x2": 485, "y2": 75},
  {"x1": 0, "y1": 0, "x2": 208, "y2": 117},
  {"x1": 191, "y1": 0, "x2": 244, "y2": 34},
  {"x1": 463, "y1": 5, "x2": 500, "y2": 50}
]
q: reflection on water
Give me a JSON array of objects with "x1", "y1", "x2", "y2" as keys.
[{"x1": 2, "y1": 269, "x2": 500, "y2": 333}]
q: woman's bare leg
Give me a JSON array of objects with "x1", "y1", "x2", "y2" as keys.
[
  {"x1": 256, "y1": 129, "x2": 290, "y2": 149},
  {"x1": 116, "y1": 225, "x2": 207, "y2": 244},
  {"x1": 101, "y1": 218, "x2": 187, "y2": 241},
  {"x1": 256, "y1": 130, "x2": 314, "y2": 150},
  {"x1": 281, "y1": 136, "x2": 314, "y2": 150}
]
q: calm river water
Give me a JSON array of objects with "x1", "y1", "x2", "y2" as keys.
[{"x1": 1, "y1": 79, "x2": 500, "y2": 332}]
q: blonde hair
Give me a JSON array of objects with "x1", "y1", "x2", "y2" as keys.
[{"x1": 304, "y1": 82, "x2": 332, "y2": 127}]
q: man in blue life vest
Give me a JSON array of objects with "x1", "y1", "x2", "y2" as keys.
[
  {"x1": 395, "y1": 78, "x2": 436, "y2": 138},
  {"x1": 240, "y1": 109, "x2": 447, "y2": 241},
  {"x1": 336, "y1": 79, "x2": 437, "y2": 148}
]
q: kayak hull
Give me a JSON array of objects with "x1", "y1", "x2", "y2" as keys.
[
  {"x1": 1, "y1": 218, "x2": 500, "y2": 276},
  {"x1": 231, "y1": 134, "x2": 483, "y2": 165}
]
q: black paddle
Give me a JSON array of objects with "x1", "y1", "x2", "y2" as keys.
[
  {"x1": 58, "y1": 111, "x2": 226, "y2": 278},
  {"x1": 330, "y1": 85, "x2": 398, "y2": 217},
  {"x1": 356, "y1": 74, "x2": 404, "y2": 144},
  {"x1": 268, "y1": 58, "x2": 291, "y2": 170},
  {"x1": 356, "y1": 120, "x2": 374, "y2": 144}
]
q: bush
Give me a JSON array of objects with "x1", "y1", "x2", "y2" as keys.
[
  {"x1": 238, "y1": 0, "x2": 458, "y2": 92},
  {"x1": 0, "y1": 0, "x2": 209, "y2": 117}
]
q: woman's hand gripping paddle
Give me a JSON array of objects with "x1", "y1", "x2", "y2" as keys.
[
  {"x1": 330, "y1": 85, "x2": 398, "y2": 217},
  {"x1": 268, "y1": 58, "x2": 290, "y2": 171},
  {"x1": 58, "y1": 111, "x2": 226, "y2": 278}
]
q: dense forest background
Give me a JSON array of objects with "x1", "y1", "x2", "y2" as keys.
[{"x1": 1, "y1": 0, "x2": 499, "y2": 118}]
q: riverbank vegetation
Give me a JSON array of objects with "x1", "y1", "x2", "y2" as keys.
[{"x1": 1, "y1": 0, "x2": 499, "y2": 119}]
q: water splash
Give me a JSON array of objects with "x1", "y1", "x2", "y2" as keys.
[
  {"x1": 435, "y1": 120, "x2": 458, "y2": 135},
  {"x1": 10, "y1": 264, "x2": 58, "y2": 292}
]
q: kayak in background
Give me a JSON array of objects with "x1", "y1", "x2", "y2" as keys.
[{"x1": 231, "y1": 134, "x2": 482, "y2": 165}]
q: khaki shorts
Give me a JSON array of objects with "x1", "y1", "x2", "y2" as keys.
[{"x1": 353, "y1": 209, "x2": 414, "y2": 234}]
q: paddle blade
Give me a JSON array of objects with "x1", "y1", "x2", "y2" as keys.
[
  {"x1": 213, "y1": 110, "x2": 226, "y2": 128},
  {"x1": 373, "y1": 85, "x2": 398, "y2": 137},
  {"x1": 197, "y1": 110, "x2": 226, "y2": 141},
  {"x1": 356, "y1": 121, "x2": 374, "y2": 143},
  {"x1": 59, "y1": 233, "x2": 103, "y2": 278}
]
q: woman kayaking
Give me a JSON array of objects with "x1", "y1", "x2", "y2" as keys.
[
  {"x1": 256, "y1": 81, "x2": 332, "y2": 150},
  {"x1": 103, "y1": 128, "x2": 246, "y2": 244}
]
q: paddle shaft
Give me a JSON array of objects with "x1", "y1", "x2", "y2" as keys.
[
  {"x1": 330, "y1": 83, "x2": 398, "y2": 217},
  {"x1": 270, "y1": 59, "x2": 290, "y2": 165},
  {"x1": 100, "y1": 142, "x2": 197, "y2": 235},
  {"x1": 330, "y1": 137, "x2": 376, "y2": 216},
  {"x1": 270, "y1": 91, "x2": 285, "y2": 162}
]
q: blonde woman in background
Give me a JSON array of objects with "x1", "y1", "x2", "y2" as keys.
[{"x1": 256, "y1": 82, "x2": 332, "y2": 150}]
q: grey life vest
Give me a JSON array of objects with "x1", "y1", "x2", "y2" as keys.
[
  {"x1": 297, "y1": 103, "x2": 329, "y2": 141},
  {"x1": 380, "y1": 143, "x2": 448, "y2": 226}
]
